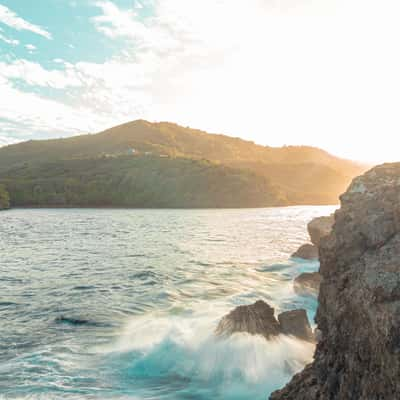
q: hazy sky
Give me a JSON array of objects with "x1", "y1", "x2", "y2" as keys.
[{"x1": 0, "y1": 0, "x2": 399, "y2": 163}]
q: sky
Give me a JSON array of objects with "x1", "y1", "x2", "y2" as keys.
[{"x1": 0, "y1": 0, "x2": 399, "y2": 163}]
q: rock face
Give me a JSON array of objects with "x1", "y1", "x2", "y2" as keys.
[
  {"x1": 307, "y1": 215, "x2": 334, "y2": 247},
  {"x1": 271, "y1": 163, "x2": 400, "y2": 400},
  {"x1": 216, "y1": 300, "x2": 314, "y2": 342},
  {"x1": 291, "y1": 243, "x2": 318, "y2": 260},
  {"x1": 216, "y1": 300, "x2": 281, "y2": 339},
  {"x1": 294, "y1": 272, "x2": 322, "y2": 296},
  {"x1": 278, "y1": 310, "x2": 314, "y2": 342}
]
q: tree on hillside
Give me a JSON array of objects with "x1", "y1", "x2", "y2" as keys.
[{"x1": 0, "y1": 185, "x2": 10, "y2": 209}]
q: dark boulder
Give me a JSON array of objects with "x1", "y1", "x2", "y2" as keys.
[
  {"x1": 216, "y1": 300, "x2": 314, "y2": 342},
  {"x1": 291, "y1": 243, "x2": 318, "y2": 260},
  {"x1": 294, "y1": 272, "x2": 322, "y2": 296},
  {"x1": 307, "y1": 215, "x2": 334, "y2": 247},
  {"x1": 215, "y1": 300, "x2": 281, "y2": 339},
  {"x1": 292, "y1": 215, "x2": 333, "y2": 260},
  {"x1": 278, "y1": 310, "x2": 314, "y2": 342}
]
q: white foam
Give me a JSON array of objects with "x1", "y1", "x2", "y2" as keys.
[{"x1": 100, "y1": 309, "x2": 315, "y2": 388}]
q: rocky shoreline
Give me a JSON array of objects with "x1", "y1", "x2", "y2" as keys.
[
  {"x1": 271, "y1": 163, "x2": 400, "y2": 399},
  {"x1": 214, "y1": 198, "x2": 335, "y2": 379},
  {"x1": 212, "y1": 212, "x2": 333, "y2": 358},
  {"x1": 215, "y1": 163, "x2": 400, "y2": 399},
  {"x1": 291, "y1": 211, "x2": 334, "y2": 296}
]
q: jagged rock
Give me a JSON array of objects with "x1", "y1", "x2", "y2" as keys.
[
  {"x1": 292, "y1": 215, "x2": 333, "y2": 260},
  {"x1": 307, "y1": 215, "x2": 334, "y2": 246},
  {"x1": 278, "y1": 310, "x2": 314, "y2": 342},
  {"x1": 291, "y1": 244, "x2": 318, "y2": 260},
  {"x1": 271, "y1": 163, "x2": 400, "y2": 400},
  {"x1": 216, "y1": 300, "x2": 314, "y2": 342},
  {"x1": 294, "y1": 272, "x2": 322, "y2": 296},
  {"x1": 215, "y1": 300, "x2": 281, "y2": 339}
]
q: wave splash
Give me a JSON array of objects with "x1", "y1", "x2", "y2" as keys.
[{"x1": 98, "y1": 311, "x2": 315, "y2": 399}]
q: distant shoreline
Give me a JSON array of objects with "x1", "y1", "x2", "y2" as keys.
[{"x1": 9, "y1": 204, "x2": 338, "y2": 210}]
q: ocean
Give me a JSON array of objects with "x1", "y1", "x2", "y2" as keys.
[{"x1": 0, "y1": 206, "x2": 335, "y2": 399}]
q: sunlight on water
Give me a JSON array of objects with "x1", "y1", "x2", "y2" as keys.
[{"x1": 0, "y1": 206, "x2": 335, "y2": 399}]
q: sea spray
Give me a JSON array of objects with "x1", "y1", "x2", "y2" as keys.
[{"x1": 97, "y1": 310, "x2": 315, "y2": 399}]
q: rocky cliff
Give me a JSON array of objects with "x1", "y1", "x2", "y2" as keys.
[{"x1": 271, "y1": 163, "x2": 400, "y2": 399}]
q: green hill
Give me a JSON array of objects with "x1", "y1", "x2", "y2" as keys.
[
  {"x1": 0, "y1": 156, "x2": 287, "y2": 208},
  {"x1": 0, "y1": 120, "x2": 367, "y2": 208}
]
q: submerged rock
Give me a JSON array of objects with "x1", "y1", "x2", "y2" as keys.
[
  {"x1": 278, "y1": 310, "x2": 314, "y2": 342},
  {"x1": 294, "y1": 272, "x2": 322, "y2": 296},
  {"x1": 216, "y1": 300, "x2": 314, "y2": 342},
  {"x1": 271, "y1": 163, "x2": 400, "y2": 400},
  {"x1": 307, "y1": 215, "x2": 334, "y2": 247},
  {"x1": 215, "y1": 300, "x2": 281, "y2": 339},
  {"x1": 291, "y1": 243, "x2": 318, "y2": 260}
]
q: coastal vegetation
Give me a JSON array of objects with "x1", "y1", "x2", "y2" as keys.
[
  {"x1": 0, "y1": 184, "x2": 10, "y2": 210},
  {"x1": 0, "y1": 155, "x2": 285, "y2": 208},
  {"x1": 0, "y1": 120, "x2": 367, "y2": 208}
]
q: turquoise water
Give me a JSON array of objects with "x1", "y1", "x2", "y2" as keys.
[{"x1": 0, "y1": 206, "x2": 334, "y2": 399}]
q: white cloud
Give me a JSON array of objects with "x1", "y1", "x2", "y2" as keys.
[
  {"x1": 92, "y1": 1, "x2": 152, "y2": 46},
  {"x1": 0, "y1": 134, "x2": 20, "y2": 147},
  {"x1": 0, "y1": 60, "x2": 83, "y2": 89},
  {"x1": 0, "y1": 32, "x2": 19, "y2": 46},
  {"x1": 0, "y1": 76, "x2": 115, "y2": 142},
  {"x1": 134, "y1": 1, "x2": 143, "y2": 10},
  {"x1": 0, "y1": 58, "x2": 148, "y2": 121},
  {"x1": 0, "y1": 4, "x2": 52, "y2": 39},
  {"x1": 25, "y1": 44, "x2": 37, "y2": 51}
]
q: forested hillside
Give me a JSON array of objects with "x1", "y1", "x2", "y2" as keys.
[
  {"x1": 0, "y1": 120, "x2": 367, "y2": 208},
  {"x1": 0, "y1": 156, "x2": 286, "y2": 208}
]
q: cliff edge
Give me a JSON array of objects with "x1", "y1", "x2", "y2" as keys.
[{"x1": 271, "y1": 163, "x2": 400, "y2": 399}]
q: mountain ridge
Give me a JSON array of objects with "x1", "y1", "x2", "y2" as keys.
[{"x1": 0, "y1": 120, "x2": 368, "y2": 208}]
